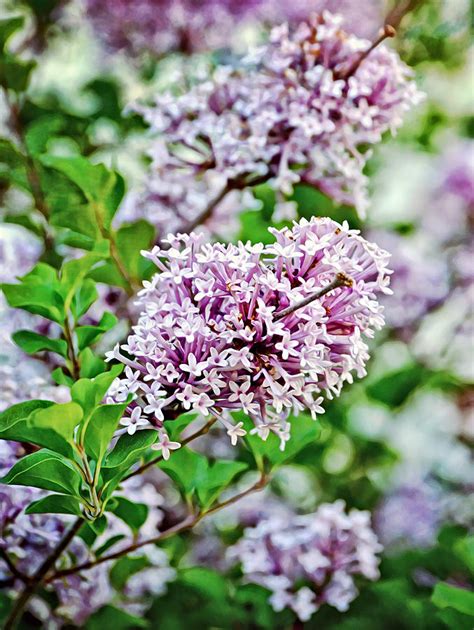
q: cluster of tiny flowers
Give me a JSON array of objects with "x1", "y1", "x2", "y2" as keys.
[
  {"x1": 366, "y1": 230, "x2": 450, "y2": 330},
  {"x1": 84, "y1": 1, "x2": 383, "y2": 57},
  {"x1": 129, "y1": 12, "x2": 422, "y2": 238},
  {"x1": 374, "y1": 482, "x2": 442, "y2": 551},
  {"x1": 107, "y1": 216, "x2": 390, "y2": 453},
  {"x1": 0, "y1": 441, "x2": 175, "y2": 626},
  {"x1": 228, "y1": 500, "x2": 382, "y2": 621}
]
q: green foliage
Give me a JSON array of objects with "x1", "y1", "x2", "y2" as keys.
[
  {"x1": 11, "y1": 330, "x2": 68, "y2": 357},
  {"x1": 25, "y1": 494, "x2": 82, "y2": 516},
  {"x1": 1, "y1": 449, "x2": 82, "y2": 496},
  {"x1": 432, "y1": 583, "x2": 474, "y2": 617},
  {"x1": 109, "y1": 497, "x2": 149, "y2": 533},
  {"x1": 240, "y1": 411, "x2": 320, "y2": 471},
  {"x1": 85, "y1": 605, "x2": 148, "y2": 630}
]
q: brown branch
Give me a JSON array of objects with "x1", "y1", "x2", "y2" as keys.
[
  {"x1": 160, "y1": 172, "x2": 271, "y2": 249},
  {"x1": 274, "y1": 273, "x2": 353, "y2": 321},
  {"x1": 4, "y1": 517, "x2": 84, "y2": 630},
  {"x1": 335, "y1": 25, "x2": 396, "y2": 81},
  {"x1": 385, "y1": 0, "x2": 426, "y2": 31},
  {"x1": 47, "y1": 473, "x2": 267, "y2": 581}
]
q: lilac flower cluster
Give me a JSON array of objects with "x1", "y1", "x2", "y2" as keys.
[
  {"x1": 366, "y1": 230, "x2": 450, "y2": 330},
  {"x1": 128, "y1": 12, "x2": 422, "y2": 238},
  {"x1": 366, "y1": 139, "x2": 473, "y2": 340},
  {"x1": 228, "y1": 500, "x2": 382, "y2": 621},
  {"x1": 107, "y1": 217, "x2": 390, "y2": 453},
  {"x1": 84, "y1": 1, "x2": 383, "y2": 57},
  {"x1": 374, "y1": 482, "x2": 442, "y2": 551}
]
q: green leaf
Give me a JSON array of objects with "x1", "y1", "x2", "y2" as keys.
[
  {"x1": 164, "y1": 412, "x2": 198, "y2": 441},
  {"x1": 0, "y1": 57, "x2": 36, "y2": 92},
  {"x1": 110, "y1": 556, "x2": 151, "y2": 591},
  {"x1": 85, "y1": 605, "x2": 148, "y2": 630},
  {"x1": 76, "y1": 312, "x2": 118, "y2": 350},
  {"x1": 40, "y1": 155, "x2": 125, "y2": 232},
  {"x1": 89, "y1": 515, "x2": 108, "y2": 535},
  {"x1": 0, "y1": 16, "x2": 24, "y2": 52},
  {"x1": 454, "y1": 536, "x2": 474, "y2": 575},
  {"x1": 366, "y1": 363, "x2": 428, "y2": 407},
  {"x1": 2, "y1": 282, "x2": 64, "y2": 322},
  {"x1": 88, "y1": 260, "x2": 131, "y2": 290},
  {"x1": 25, "y1": 494, "x2": 82, "y2": 516},
  {"x1": 1, "y1": 450, "x2": 82, "y2": 496},
  {"x1": 109, "y1": 497, "x2": 148, "y2": 533},
  {"x1": 51, "y1": 367, "x2": 74, "y2": 387},
  {"x1": 0, "y1": 399, "x2": 75, "y2": 457},
  {"x1": 0, "y1": 399, "x2": 53, "y2": 441},
  {"x1": 83, "y1": 403, "x2": 128, "y2": 462},
  {"x1": 28, "y1": 401, "x2": 83, "y2": 450},
  {"x1": 159, "y1": 447, "x2": 208, "y2": 497},
  {"x1": 437, "y1": 608, "x2": 474, "y2": 630},
  {"x1": 79, "y1": 347, "x2": 107, "y2": 378},
  {"x1": 71, "y1": 278, "x2": 99, "y2": 321},
  {"x1": 12, "y1": 330, "x2": 68, "y2": 358},
  {"x1": 24, "y1": 115, "x2": 65, "y2": 156},
  {"x1": 115, "y1": 220, "x2": 155, "y2": 279},
  {"x1": 71, "y1": 365, "x2": 123, "y2": 413},
  {"x1": 59, "y1": 245, "x2": 109, "y2": 311},
  {"x1": 241, "y1": 412, "x2": 320, "y2": 469},
  {"x1": 432, "y1": 583, "x2": 474, "y2": 617},
  {"x1": 104, "y1": 430, "x2": 158, "y2": 469},
  {"x1": 197, "y1": 460, "x2": 248, "y2": 508}
]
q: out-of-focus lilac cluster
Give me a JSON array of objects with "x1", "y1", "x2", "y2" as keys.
[
  {"x1": 125, "y1": 12, "x2": 422, "y2": 238},
  {"x1": 228, "y1": 499, "x2": 382, "y2": 621},
  {"x1": 84, "y1": 0, "x2": 384, "y2": 57},
  {"x1": 107, "y1": 217, "x2": 390, "y2": 452},
  {"x1": 366, "y1": 230, "x2": 450, "y2": 330},
  {"x1": 374, "y1": 482, "x2": 442, "y2": 551},
  {"x1": 368, "y1": 139, "x2": 473, "y2": 335}
]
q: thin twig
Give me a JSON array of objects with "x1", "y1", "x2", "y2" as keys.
[
  {"x1": 0, "y1": 549, "x2": 28, "y2": 584},
  {"x1": 123, "y1": 417, "x2": 217, "y2": 481},
  {"x1": 334, "y1": 25, "x2": 396, "y2": 81},
  {"x1": 62, "y1": 315, "x2": 80, "y2": 381},
  {"x1": 274, "y1": 273, "x2": 353, "y2": 321}
]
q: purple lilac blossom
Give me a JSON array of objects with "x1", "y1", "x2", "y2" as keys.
[
  {"x1": 228, "y1": 499, "x2": 382, "y2": 621},
  {"x1": 366, "y1": 230, "x2": 450, "y2": 330},
  {"x1": 106, "y1": 216, "x2": 391, "y2": 453},
  {"x1": 84, "y1": 1, "x2": 384, "y2": 57},
  {"x1": 374, "y1": 482, "x2": 442, "y2": 551},
  {"x1": 125, "y1": 12, "x2": 422, "y2": 238}
]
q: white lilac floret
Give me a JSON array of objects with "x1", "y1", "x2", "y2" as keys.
[
  {"x1": 107, "y1": 216, "x2": 391, "y2": 453},
  {"x1": 228, "y1": 499, "x2": 382, "y2": 621},
  {"x1": 126, "y1": 12, "x2": 423, "y2": 238}
]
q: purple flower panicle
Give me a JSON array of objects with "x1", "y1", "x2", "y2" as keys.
[
  {"x1": 228, "y1": 500, "x2": 382, "y2": 621},
  {"x1": 128, "y1": 12, "x2": 422, "y2": 238},
  {"x1": 108, "y1": 217, "x2": 391, "y2": 452}
]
